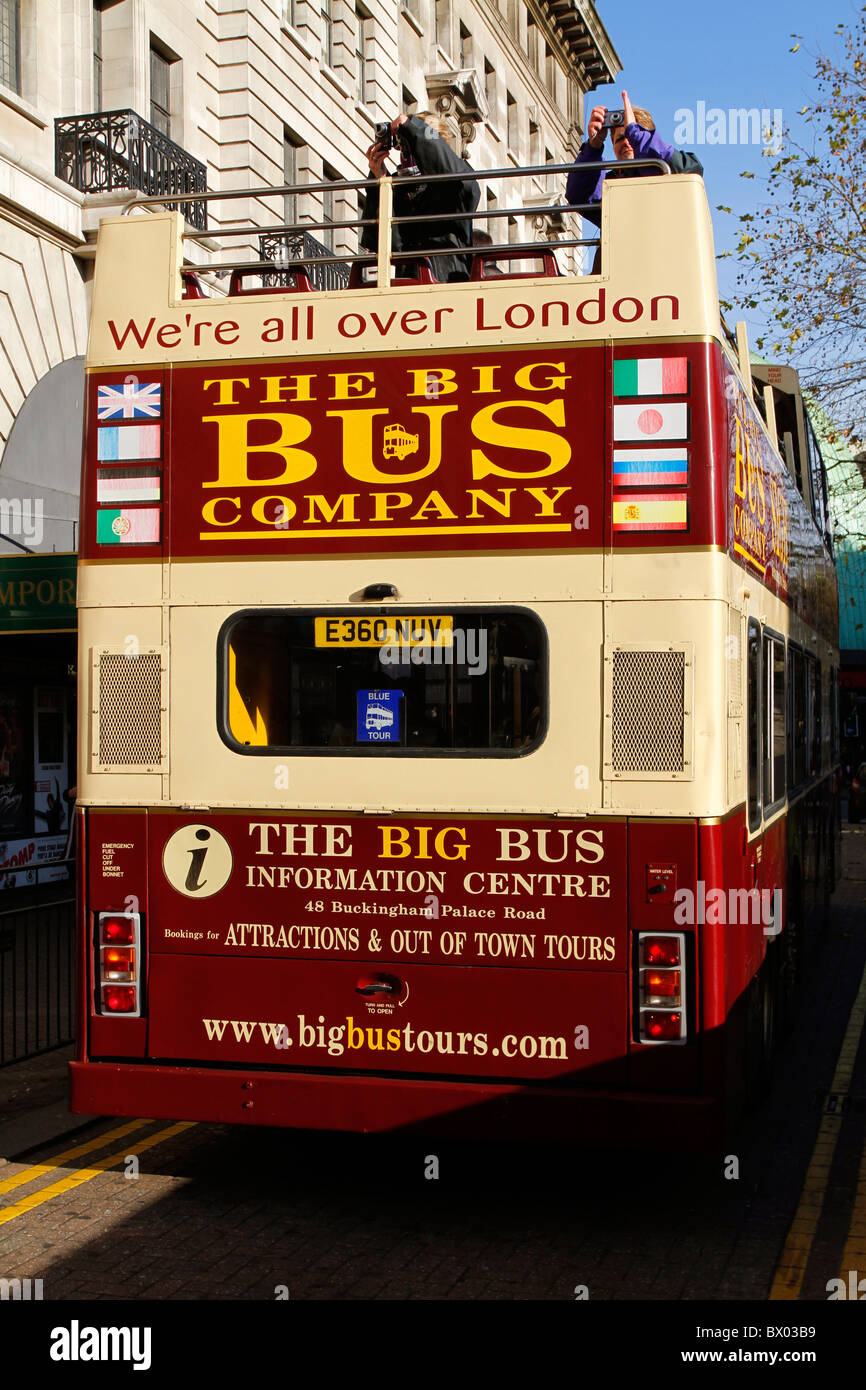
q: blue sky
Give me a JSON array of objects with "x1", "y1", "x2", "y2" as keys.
[{"x1": 587, "y1": 0, "x2": 857, "y2": 344}]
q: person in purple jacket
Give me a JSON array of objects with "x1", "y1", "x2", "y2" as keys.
[{"x1": 566, "y1": 89, "x2": 703, "y2": 228}]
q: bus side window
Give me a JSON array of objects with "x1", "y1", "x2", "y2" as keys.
[
  {"x1": 804, "y1": 415, "x2": 832, "y2": 548},
  {"x1": 772, "y1": 635, "x2": 786, "y2": 803},
  {"x1": 789, "y1": 645, "x2": 806, "y2": 790},
  {"x1": 804, "y1": 654, "x2": 819, "y2": 779},
  {"x1": 747, "y1": 620, "x2": 761, "y2": 829},
  {"x1": 761, "y1": 631, "x2": 786, "y2": 810},
  {"x1": 812, "y1": 659, "x2": 822, "y2": 777},
  {"x1": 822, "y1": 660, "x2": 832, "y2": 770}
]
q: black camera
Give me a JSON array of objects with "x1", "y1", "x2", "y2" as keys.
[
  {"x1": 600, "y1": 108, "x2": 625, "y2": 129},
  {"x1": 375, "y1": 122, "x2": 399, "y2": 149}
]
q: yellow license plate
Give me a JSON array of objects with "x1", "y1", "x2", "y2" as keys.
[{"x1": 314, "y1": 616, "x2": 454, "y2": 647}]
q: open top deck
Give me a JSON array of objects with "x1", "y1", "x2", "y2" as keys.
[{"x1": 86, "y1": 166, "x2": 719, "y2": 368}]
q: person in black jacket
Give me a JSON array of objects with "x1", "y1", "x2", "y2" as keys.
[{"x1": 361, "y1": 114, "x2": 480, "y2": 282}]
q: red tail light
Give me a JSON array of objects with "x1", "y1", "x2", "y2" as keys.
[
  {"x1": 101, "y1": 985, "x2": 138, "y2": 1013},
  {"x1": 102, "y1": 946, "x2": 136, "y2": 981},
  {"x1": 643, "y1": 969, "x2": 682, "y2": 1005},
  {"x1": 642, "y1": 1012, "x2": 683, "y2": 1042},
  {"x1": 640, "y1": 935, "x2": 681, "y2": 967},
  {"x1": 95, "y1": 912, "x2": 142, "y2": 1015},
  {"x1": 101, "y1": 915, "x2": 136, "y2": 945},
  {"x1": 853, "y1": 779, "x2": 860, "y2": 791},
  {"x1": 636, "y1": 932, "x2": 687, "y2": 1043}
]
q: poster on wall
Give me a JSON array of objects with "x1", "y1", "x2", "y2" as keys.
[
  {"x1": 33, "y1": 687, "x2": 69, "y2": 841},
  {"x1": 0, "y1": 691, "x2": 27, "y2": 837},
  {"x1": 0, "y1": 835, "x2": 68, "y2": 890}
]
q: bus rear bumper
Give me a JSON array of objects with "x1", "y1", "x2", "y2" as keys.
[{"x1": 69, "y1": 1061, "x2": 724, "y2": 1149}]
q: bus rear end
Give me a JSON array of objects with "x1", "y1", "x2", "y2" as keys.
[{"x1": 70, "y1": 170, "x2": 834, "y2": 1145}]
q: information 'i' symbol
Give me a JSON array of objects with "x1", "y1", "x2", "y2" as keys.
[
  {"x1": 185, "y1": 828, "x2": 211, "y2": 892},
  {"x1": 162, "y1": 824, "x2": 232, "y2": 898}
]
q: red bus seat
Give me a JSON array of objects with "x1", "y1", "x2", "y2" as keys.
[
  {"x1": 347, "y1": 259, "x2": 437, "y2": 289},
  {"x1": 470, "y1": 249, "x2": 560, "y2": 281},
  {"x1": 181, "y1": 273, "x2": 206, "y2": 299},
  {"x1": 228, "y1": 266, "x2": 314, "y2": 295}
]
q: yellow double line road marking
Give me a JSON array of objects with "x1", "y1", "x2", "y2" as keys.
[
  {"x1": 0, "y1": 1120, "x2": 196, "y2": 1228},
  {"x1": 0, "y1": 1119, "x2": 151, "y2": 1196},
  {"x1": 770, "y1": 959, "x2": 866, "y2": 1300}
]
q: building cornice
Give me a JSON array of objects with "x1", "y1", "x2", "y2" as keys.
[
  {"x1": 473, "y1": 0, "x2": 620, "y2": 95},
  {"x1": 538, "y1": 0, "x2": 621, "y2": 89},
  {"x1": 0, "y1": 145, "x2": 85, "y2": 247}
]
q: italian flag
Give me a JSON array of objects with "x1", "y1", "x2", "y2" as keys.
[
  {"x1": 96, "y1": 508, "x2": 161, "y2": 545},
  {"x1": 613, "y1": 357, "x2": 689, "y2": 397}
]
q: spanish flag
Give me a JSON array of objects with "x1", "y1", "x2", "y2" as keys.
[{"x1": 613, "y1": 493, "x2": 688, "y2": 532}]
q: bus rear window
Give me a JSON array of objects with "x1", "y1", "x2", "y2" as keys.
[{"x1": 221, "y1": 609, "x2": 546, "y2": 755}]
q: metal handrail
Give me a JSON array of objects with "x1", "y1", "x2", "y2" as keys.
[
  {"x1": 120, "y1": 157, "x2": 671, "y2": 219},
  {"x1": 207, "y1": 199, "x2": 595, "y2": 243},
  {"x1": 124, "y1": 157, "x2": 672, "y2": 289},
  {"x1": 180, "y1": 239, "x2": 600, "y2": 281}
]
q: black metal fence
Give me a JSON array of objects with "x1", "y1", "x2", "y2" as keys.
[
  {"x1": 259, "y1": 230, "x2": 351, "y2": 291},
  {"x1": 54, "y1": 109, "x2": 208, "y2": 231},
  {"x1": 0, "y1": 871, "x2": 75, "y2": 1067}
]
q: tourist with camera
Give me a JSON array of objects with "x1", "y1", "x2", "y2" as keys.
[
  {"x1": 361, "y1": 113, "x2": 480, "y2": 283},
  {"x1": 566, "y1": 89, "x2": 704, "y2": 227}
]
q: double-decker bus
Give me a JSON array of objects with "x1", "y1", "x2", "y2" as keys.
[{"x1": 70, "y1": 158, "x2": 838, "y2": 1145}]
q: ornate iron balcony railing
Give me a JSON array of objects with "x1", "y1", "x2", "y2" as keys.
[
  {"x1": 259, "y1": 230, "x2": 350, "y2": 291},
  {"x1": 55, "y1": 110, "x2": 207, "y2": 231}
]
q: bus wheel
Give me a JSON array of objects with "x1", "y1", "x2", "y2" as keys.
[{"x1": 745, "y1": 956, "x2": 776, "y2": 1107}]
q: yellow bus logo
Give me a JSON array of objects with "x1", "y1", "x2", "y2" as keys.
[{"x1": 382, "y1": 424, "x2": 419, "y2": 459}]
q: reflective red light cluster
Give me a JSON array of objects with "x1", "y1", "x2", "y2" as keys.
[
  {"x1": 641, "y1": 936, "x2": 680, "y2": 967},
  {"x1": 102, "y1": 946, "x2": 135, "y2": 982},
  {"x1": 96, "y1": 912, "x2": 142, "y2": 1015},
  {"x1": 101, "y1": 915, "x2": 136, "y2": 945},
  {"x1": 643, "y1": 1012, "x2": 683, "y2": 1042},
  {"x1": 101, "y1": 986, "x2": 137, "y2": 1013},
  {"x1": 645, "y1": 971, "x2": 679, "y2": 999},
  {"x1": 636, "y1": 932, "x2": 686, "y2": 1043}
]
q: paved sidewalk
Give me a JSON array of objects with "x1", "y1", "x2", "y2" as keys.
[{"x1": 0, "y1": 1045, "x2": 89, "y2": 1159}]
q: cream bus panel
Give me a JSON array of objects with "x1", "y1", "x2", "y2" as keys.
[
  {"x1": 163, "y1": 553, "x2": 605, "y2": 608},
  {"x1": 603, "y1": 641, "x2": 694, "y2": 783},
  {"x1": 166, "y1": 602, "x2": 604, "y2": 816},
  {"x1": 601, "y1": 600, "x2": 727, "y2": 815},
  {"x1": 79, "y1": 607, "x2": 167, "y2": 792},
  {"x1": 90, "y1": 646, "x2": 168, "y2": 775},
  {"x1": 85, "y1": 176, "x2": 719, "y2": 370},
  {"x1": 78, "y1": 560, "x2": 164, "y2": 609}
]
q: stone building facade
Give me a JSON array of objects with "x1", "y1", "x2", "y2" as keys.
[
  {"x1": 0, "y1": 0, "x2": 616, "y2": 887},
  {"x1": 0, "y1": 0, "x2": 618, "y2": 555}
]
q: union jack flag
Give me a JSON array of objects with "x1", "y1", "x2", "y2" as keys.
[{"x1": 97, "y1": 382, "x2": 162, "y2": 420}]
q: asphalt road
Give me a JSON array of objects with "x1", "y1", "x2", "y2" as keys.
[{"x1": 0, "y1": 826, "x2": 864, "y2": 1305}]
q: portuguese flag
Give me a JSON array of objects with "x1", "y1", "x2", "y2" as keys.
[{"x1": 96, "y1": 508, "x2": 161, "y2": 545}]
